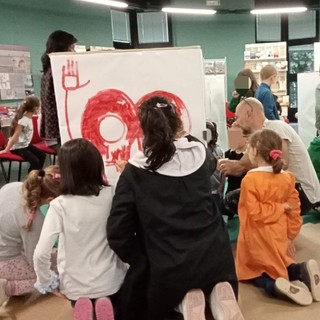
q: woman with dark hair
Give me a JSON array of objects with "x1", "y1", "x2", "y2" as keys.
[
  {"x1": 107, "y1": 96, "x2": 243, "y2": 320},
  {"x1": 33, "y1": 139, "x2": 127, "y2": 320},
  {"x1": 40, "y1": 30, "x2": 77, "y2": 148},
  {"x1": 228, "y1": 68, "x2": 259, "y2": 113}
]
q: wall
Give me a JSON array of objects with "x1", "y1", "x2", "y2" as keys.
[
  {"x1": 0, "y1": 0, "x2": 113, "y2": 99},
  {"x1": 172, "y1": 13, "x2": 255, "y2": 98},
  {"x1": 2, "y1": 0, "x2": 318, "y2": 103}
]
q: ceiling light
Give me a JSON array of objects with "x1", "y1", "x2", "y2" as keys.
[
  {"x1": 162, "y1": 7, "x2": 216, "y2": 15},
  {"x1": 77, "y1": 0, "x2": 128, "y2": 8},
  {"x1": 251, "y1": 7, "x2": 307, "y2": 14}
]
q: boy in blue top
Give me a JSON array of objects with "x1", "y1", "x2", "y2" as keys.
[{"x1": 255, "y1": 65, "x2": 280, "y2": 120}]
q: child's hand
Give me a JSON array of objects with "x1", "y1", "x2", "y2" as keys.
[
  {"x1": 52, "y1": 289, "x2": 66, "y2": 299},
  {"x1": 287, "y1": 239, "x2": 296, "y2": 258},
  {"x1": 283, "y1": 202, "x2": 291, "y2": 212},
  {"x1": 115, "y1": 159, "x2": 127, "y2": 173}
]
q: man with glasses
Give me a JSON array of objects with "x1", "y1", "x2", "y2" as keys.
[{"x1": 218, "y1": 97, "x2": 320, "y2": 215}]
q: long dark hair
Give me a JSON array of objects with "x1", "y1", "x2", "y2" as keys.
[
  {"x1": 41, "y1": 30, "x2": 77, "y2": 72},
  {"x1": 206, "y1": 120, "x2": 218, "y2": 152},
  {"x1": 237, "y1": 68, "x2": 259, "y2": 97},
  {"x1": 58, "y1": 138, "x2": 108, "y2": 196},
  {"x1": 10, "y1": 96, "x2": 39, "y2": 136},
  {"x1": 139, "y1": 96, "x2": 183, "y2": 171}
]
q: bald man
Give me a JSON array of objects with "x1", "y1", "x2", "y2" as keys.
[{"x1": 219, "y1": 97, "x2": 320, "y2": 215}]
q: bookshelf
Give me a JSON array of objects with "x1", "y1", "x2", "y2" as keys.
[{"x1": 244, "y1": 42, "x2": 289, "y2": 107}]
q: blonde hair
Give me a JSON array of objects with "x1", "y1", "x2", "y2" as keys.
[
  {"x1": 260, "y1": 65, "x2": 277, "y2": 81},
  {"x1": 22, "y1": 165, "x2": 60, "y2": 230}
]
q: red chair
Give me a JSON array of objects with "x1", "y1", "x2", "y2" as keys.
[
  {"x1": 0, "y1": 129, "x2": 26, "y2": 183},
  {"x1": 31, "y1": 115, "x2": 57, "y2": 165}
]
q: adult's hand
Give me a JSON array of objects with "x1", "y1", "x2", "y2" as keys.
[
  {"x1": 218, "y1": 159, "x2": 242, "y2": 176},
  {"x1": 217, "y1": 153, "x2": 253, "y2": 176}
]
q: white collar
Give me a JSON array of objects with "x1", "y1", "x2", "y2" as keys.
[{"x1": 129, "y1": 137, "x2": 206, "y2": 177}]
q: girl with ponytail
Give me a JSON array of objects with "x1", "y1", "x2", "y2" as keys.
[
  {"x1": 237, "y1": 129, "x2": 320, "y2": 306},
  {"x1": 0, "y1": 96, "x2": 46, "y2": 173},
  {"x1": 108, "y1": 96, "x2": 242, "y2": 320},
  {"x1": 0, "y1": 165, "x2": 60, "y2": 306}
]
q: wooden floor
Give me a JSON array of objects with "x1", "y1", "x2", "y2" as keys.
[{"x1": 1, "y1": 223, "x2": 320, "y2": 320}]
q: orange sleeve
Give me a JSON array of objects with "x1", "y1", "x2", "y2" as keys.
[
  {"x1": 286, "y1": 174, "x2": 302, "y2": 239},
  {"x1": 239, "y1": 175, "x2": 284, "y2": 224}
]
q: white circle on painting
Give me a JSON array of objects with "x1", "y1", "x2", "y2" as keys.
[{"x1": 99, "y1": 114, "x2": 126, "y2": 143}]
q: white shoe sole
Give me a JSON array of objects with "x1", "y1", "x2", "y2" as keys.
[
  {"x1": 304, "y1": 259, "x2": 320, "y2": 301},
  {"x1": 181, "y1": 289, "x2": 206, "y2": 320},
  {"x1": 275, "y1": 278, "x2": 312, "y2": 306},
  {"x1": 210, "y1": 282, "x2": 244, "y2": 320}
]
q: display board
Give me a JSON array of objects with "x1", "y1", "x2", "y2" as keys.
[
  {"x1": 50, "y1": 46, "x2": 207, "y2": 184},
  {"x1": 244, "y1": 42, "x2": 288, "y2": 106},
  {"x1": 204, "y1": 58, "x2": 228, "y2": 151},
  {"x1": 0, "y1": 44, "x2": 33, "y2": 100},
  {"x1": 297, "y1": 72, "x2": 319, "y2": 147}
]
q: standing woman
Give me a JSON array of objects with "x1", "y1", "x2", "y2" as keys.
[
  {"x1": 228, "y1": 68, "x2": 259, "y2": 113},
  {"x1": 40, "y1": 30, "x2": 77, "y2": 148},
  {"x1": 0, "y1": 96, "x2": 46, "y2": 173},
  {"x1": 107, "y1": 96, "x2": 243, "y2": 320}
]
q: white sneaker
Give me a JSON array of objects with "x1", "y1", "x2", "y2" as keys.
[
  {"x1": 275, "y1": 277, "x2": 312, "y2": 306},
  {"x1": 179, "y1": 289, "x2": 206, "y2": 320},
  {"x1": 299, "y1": 259, "x2": 320, "y2": 301},
  {"x1": 0, "y1": 279, "x2": 8, "y2": 306},
  {"x1": 209, "y1": 282, "x2": 244, "y2": 320}
]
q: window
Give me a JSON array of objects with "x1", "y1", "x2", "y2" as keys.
[
  {"x1": 256, "y1": 14, "x2": 281, "y2": 42},
  {"x1": 111, "y1": 10, "x2": 131, "y2": 43},
  {"x1": 288, "y1": 11, "x2": 316, "y2": 40},
  {"x1": 137, "y1": 12, "x2": 169, "y2": 44}
]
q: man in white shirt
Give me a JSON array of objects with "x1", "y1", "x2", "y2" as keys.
[{"x1": 219, "y1": 97, "x2": 320, "y2": 215}]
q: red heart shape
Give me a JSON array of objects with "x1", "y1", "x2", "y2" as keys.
[{"x1": 81, "y1": 89, "x2": 190, "y2": 163}]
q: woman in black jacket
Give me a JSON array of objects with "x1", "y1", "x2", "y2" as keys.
[{"x1": 107, "y1": 96, "x2": 243, "y2": 320}]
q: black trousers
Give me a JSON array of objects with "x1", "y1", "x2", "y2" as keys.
[
  {"x1": 295, "y1": 183, "x2": 318, "y2": 215},
  {"x1": 11, "y1": 145, "x2": 46, "y2": 173}
]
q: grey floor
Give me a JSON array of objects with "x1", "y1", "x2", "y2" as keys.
[{"x1": 2, "y1": 224, "x2": 320, "y2": 319}]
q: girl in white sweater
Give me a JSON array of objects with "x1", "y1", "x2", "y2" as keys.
[{"x1": 33, "y1": 138, "x2": 127, "y2": 320}]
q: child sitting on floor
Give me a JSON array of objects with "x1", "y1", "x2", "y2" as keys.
[
  {"x1": 206, "y1": 121, "x2": 225, "y2": 212},
  {"x1": 33, "y1": 138, "x2": 128, "y2": 320},
  {"x1": 237, "y1": 129, "x2": 320, "y2": 306},
  {"x1": 220, "y1": 133, "x2": 248, "y2": 219},
  {"x1": 0, "y1": 166, "x2": 60, "y2": 306}
]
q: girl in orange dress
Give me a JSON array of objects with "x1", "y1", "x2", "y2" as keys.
[{"x1": 236, "y1": 129, "x2": 320, "y2": 306}]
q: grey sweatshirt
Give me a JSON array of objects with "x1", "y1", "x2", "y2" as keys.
[{"x1": 0, "y1": 182, "x2": 44, "y2": 267}]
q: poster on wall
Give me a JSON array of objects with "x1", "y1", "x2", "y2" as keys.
[
  {"x1": 50, "y1": 46, "x2": 207, "y2": 184},
  {"x1": 0, "y1": 44, "x2": 34, "y2": 100}
]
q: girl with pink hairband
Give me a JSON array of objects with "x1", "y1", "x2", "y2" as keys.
[{"x1": 236, "y1": 129, "x2": 320, "y2": 306}]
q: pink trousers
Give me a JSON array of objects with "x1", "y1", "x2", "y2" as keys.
[{"x1": 0, "y1": 255, "x2": 36, "y2": 296}]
